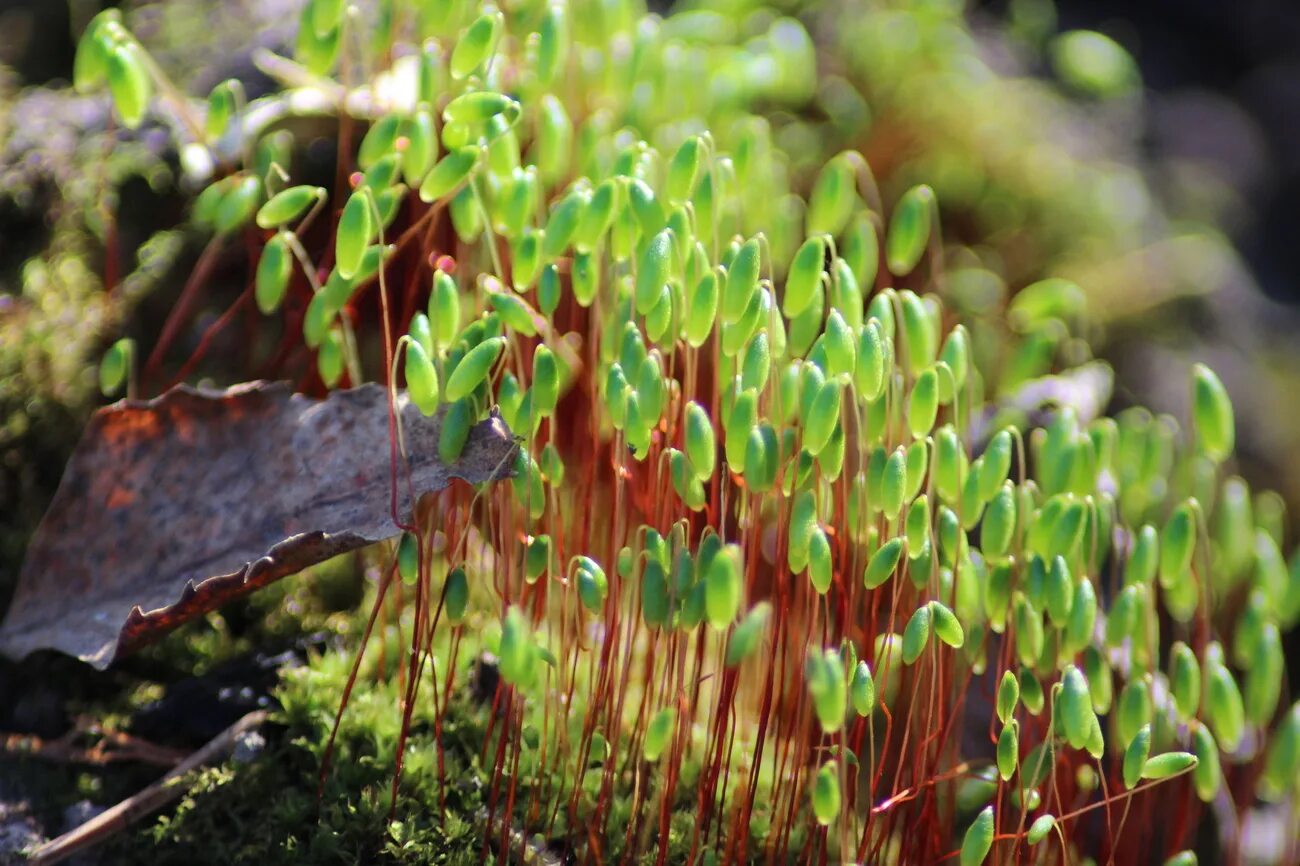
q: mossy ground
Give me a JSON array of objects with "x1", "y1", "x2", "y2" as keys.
[{"x1": 3, "y1": 555, "x2": 709, "y2": 865}]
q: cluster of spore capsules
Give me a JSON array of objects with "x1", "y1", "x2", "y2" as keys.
[{"x1": 79, "y1": 0, "x2": 1299, "y2": 863}]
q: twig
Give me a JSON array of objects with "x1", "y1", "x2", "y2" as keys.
[
  {"x1": 24, "y1": 710, "x2": 269, "y2": 866},
  {"x1": 1, "y1": 726, "x2": 187, "y2": 768}
]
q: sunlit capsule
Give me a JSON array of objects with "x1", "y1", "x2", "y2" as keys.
[
  {"x1": 445, "y1": 336, "x2": 504, "y2": 402},
  {"x1": 863, "y1": 537, "x2": 904, "y2": 590},
  {"x1": 334, "y1": 189, "x2": 372, "y2": 281},
  {"x1": 882, "y1": 447, "x2": 907, "y2": 517},
  {"x1": 1187, "y1": 722, "x2": 1221, "y2": 802},
  {"x1": 106, "y1": 41, "x2": 152, "y2": 130},
  {"x1": 897, "y1": 290, "x2": 936, "y2": 376},
  {"x1": 1159, "y1": 500, "x2": 1196, "y2": 588},
  {"x1": 997, "y1": 720, "x2": 1019, "y2": 781},
  {"x1": 215, "y1": 175, "x2": 263, "y2": 234},
  {"x1": 249, "y1": 232, "x2": 292, "y2": 314},
  {"x1": 1141, "y1": 752, "x2": 1198, "y2": 781},
  {"x1": 633, "y1": 229, "x2": 673, "y2": 316},
  {"x1": 535, "y1": 3, "x2": 568, "y2": 86},
  {"x1": 905, "y1": 495, "x2": 930, "y2": 553},
  {"x1": 806, "y1": 152, "x2": 857, "y2": 237},
  {"x1": 822, "y1": 309, "x2": 856, "y2": 379},
  {"x1": 437, "y1": 398, "x2": 473, "y2": 464},
  {"x1": 256, "y1": 185, "x2": 323, "y2": 230},
  {"x1": 1124, "y1": 524, "x2": 1159, "y2": 585},
  {"x1": 721, "y1": 239, "x2": 760, "y2": 325},
  {"x1": 784, "y1": 236, "x2": 826, "y2": 319},
  {"x1": 665, "y1": 136, "x2": 701, "y2": 205},
  {"x1": 355, "y1": 114, "x2": 399, "y2": 171},
  {"x1": 577, "y1": 558, "x2": 608, "y2": 613},
  {"x1": 886, "y1": 185, "x2": 934, "y2": 277},
  {"x1": 705, "y1": 544, "x2": 743, "y2": 630},
  {"x1": 851, "y1": 661, "x2": 876, "y2": 715},
  {"x1": 294, "y1": 4, "x2": 340, "y2": 74},
  {"x1": 541, "y1": 188, "x2": 588, "y2": 261},
  {"x1": 1168, "y1": 641, "x2": 1201, "y2": 722},
  {"x1": 930, "y1": 600, "x2": 964, "y2": 648},
  {"x1": 1026, "y1": 814, "x2": 1055, "y2": 846},
  {"x1": 802, "y1": 381, "x2": 840, "y2": 458},
  {"x1": 531, "y1": 345, "x2": 560, "y2": 416},
  {"x1": 811, "y1": 760, "x2": 841, "y2": 826},
  {"x1": 981, "y1": 483, "x2": 1015, "y2": 559},
  {"x1": 1246, "y1": 622, "x2": 1284, "y2": 725},
  {"x1": 725, "y1": 601, "x2": 770, "y2": 667},
  {"x1": 723, "y1": 388, "x2": 758, "y2": 470},
  {"x1": 996, "y1": 670, "x2": 1019, "y2": 725},
  {"x1": 1121, "y1": 724, "x2": 1152, "y2": 789},
  {"x1": 907, "y1": 368, "x2": 939, "y2": 439},
  {"x1": 855, "y1": 319, "x2": 886, "y2": 400},
  {"x1": 1059, "y1": 664, "x2": 1093, "y2": 750},
  {"x1": 641, "y1": 558, "x2": 671, "y2": 628},
  {"x1": 1044, "y1": 555, "x2": 1073, "y2": 625},
  {"x1": 522, "y1": 534, "x2": 552, "y2": 584},
  {"x1": 73, "y1": 10, "x2": 119, "y2": 94},
  {"x1": 939, "y1": 325, "x2": 970, "y2": 394},
  {"x1": 806, "y1": 526, "x2": 833, "y2": 594},
  {"x1": 843, "y1": 211, "x2": 880, "y2": 290},
  {"x1": 98, "y1": 337, "x2": 133, "y2": 396},
  {"x1": 314, "y1": 326, "x2": 343, "y2": 387},
  {"x1": 902, "y1": 604, "x2": 932, "y2": 664},
  {"x1": 960, "y1": 806, "x2": 994, "y2": 866},
  {"x1": 1063, "y1": 576, "x2": 1096, "y2": 655},
  {"x1": 398, "y1": 107, "x2": 438, "y2": 185},
  {"x1": 1192, "y1": 363, "x2": 1234, "y2": 461},
  {"x1": 428, "y1": 270, "x2": 460, "y2": 348},
  {"x1": 450, "y1": 10, "x2": 502, "y2": 79},
  {"x1": 402, "y1": 340, "x2": 440, "y2": 415},
  {"x1": 419, "y1": 147, "x2": 479, "y2": 202}
]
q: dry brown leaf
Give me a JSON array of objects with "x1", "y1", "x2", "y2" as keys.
[{"x1": 0, "y1": 381, "x2": 517, "y2": 669}]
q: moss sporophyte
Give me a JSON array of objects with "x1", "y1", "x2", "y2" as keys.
[{"x1": 65, "y1": 0, "x2": 1300, "y2": 862}]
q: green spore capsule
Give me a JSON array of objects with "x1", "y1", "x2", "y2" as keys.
[
  {"x1": 705, "y1": 544, "x2": 743, "y2": 630},
  {"x1": 107, "y1": 41, "x2": 152, "y2": 130},
  {"x1": 1026, "y1": 815, "x2": 1056, "y2": 846},
  {"x1": 445, "y1": 336, "x2": 504, "y2": 402},
  {"x1": 1059, "y1": 665, "x2": 1094, "y2": 750},
  {"x1": 666, "y1": 136, "x2": 701, "y2": 205},
  {"x1": 855, "y1": 319, "x2": 886, "y2": 400},
  {"x1": 725, "y1": 389, "x2": 758, "y2": 469},
  {"x1": 1063, "y1": 576, "x2": 1096, "y2": 655},
  {"x1": 722, "y1": 239, "x2": 760, "y2": 324},
  {"x1": 996, "y1": 670, "x2": 1019, "y2": 724},
  {"x1": 822, "y1": 309, "x2": 856, "y2": 379},
  {"x1": 450, "y1": 10, "x2": 503, "y2": 79},
  {"x1": 643, "y1": 708, "x2": 675, "y2": 762},
  {"x1": 898, "y1": 290, "x2": 936, "y2": 375},
  {"x1": 997, "y1": 721, "x2": 1019, "y2": 781},
  {"x1": 863, "y1": 537, "x2": 904, "y2": 589},
  {"x1": 811, "y1": 761, "x2": 841, "y2": 826},
  {"x1": 438, "y1": 398, "x2": 473, "y2": 464},
  {"x1": 1171, "y1": 641, "x2": 1201, "y2": 722},
  {"x1": 930, "y1": 600, "x2": 964, "y2": 648},
  {"x1": 886, "y1": 185, "x2": 934, "y2": 278},
  {"x1": 400, "y1": 107, "x2": 438, "y2": 184},
  {"x1": 358, "y1": 113, "x2": 401, "y2": 169},
  {"x1": 532, "y1": 345, "x2": 560, "y2": 416},
  {"x1": 1206, "y1": 655, "x2": 1245, "y2": 751},
  {"x1": 784, "y1": 236, "x2": 826, "y2": 319},
  {"x1": 907, "y1": 367, "x2": 939, "y2": 439},
  {"x1": 684, "y1": 402, "x2": 716, "y2": 481},
  {"x1": 1160, "y1": 500, "x2": 1196, "y2": 589},
  {"x1": 1191, "y1": 723, "x2": 1221, "y2": 802},
  {"x1": 960, "y1": 806, "x2": 994, "y2": 866},
  {"x1": 444, "y1": 566, "x2": 469, "y2": 624},
  {"x1": 419, "y1": 147, "x2": 479, "y2": 202},
  {"x1": 215, "y1": 175, "x2": 263, "y2": 234},
  {"x1": 843, "y1": 211, "x2": 880, "y2": 289},
  {"x1": 541, "y1": 188, "x2": 588, "y2": 260},
  {"x1": 577, "y1": 559, "x2": 608, "y2": 613},
  {"x1": 318, "y1": 328, "x2": 344, "y2": 387},
  {"x1": 99, "y1": 338, "x2": 133, "y2": 396},
  {"x1": 882, "y1": 447, "x2": 907, "y2": 517},
  {"x1": 73, "y1": 10, "x2": 119, "y2": 94},
  {"x1": 1192, "y1": 363, "x2": 1234, "y2": 461},
  {"x1": 1140, "y1": 752, "x2": 1198, "y2": 781},
  {"x1": 725, "y1": 602, "x2": 771, "y2": 667},
  {"x1": 405, "y1": 340, "x2": 440, "y2": 415},
  {"x1": 803, "y1": 381, "x2": 841, "y2": 456},
  {"x1": 635, "y1": 229, "x2": 673, "y2": 316},
  {"x1": 335, "y1": 189, "x2": 372, "y2": 280},
  {"x1": 397, "y1": 531, "x2": 419, "y2": 584},
  {"x1": 1122, "y1": 724, "x2": 1151, "y2": 789},
  {"x1": 257, "y1": 185, "x2": 324, "y2": 229},
  {"x1": 902, "y1": 603, "x2": 932, "y2": 664},
  {"x1": 806, "y1": 153, "x2": 858, "y2": 237},
  {"x1": 524, "y1": 534, "x2": 551, "y2": 583},
  {"x1": 808, "y1": 526, "x2": 832, "y2": 594},
  {"x1": 851, "y1": 661, "x2": 876, "y2": 715}
]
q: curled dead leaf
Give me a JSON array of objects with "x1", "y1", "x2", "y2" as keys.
[{"x1": 0, "y1": 381, "x2": 516, "y2": 669}]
